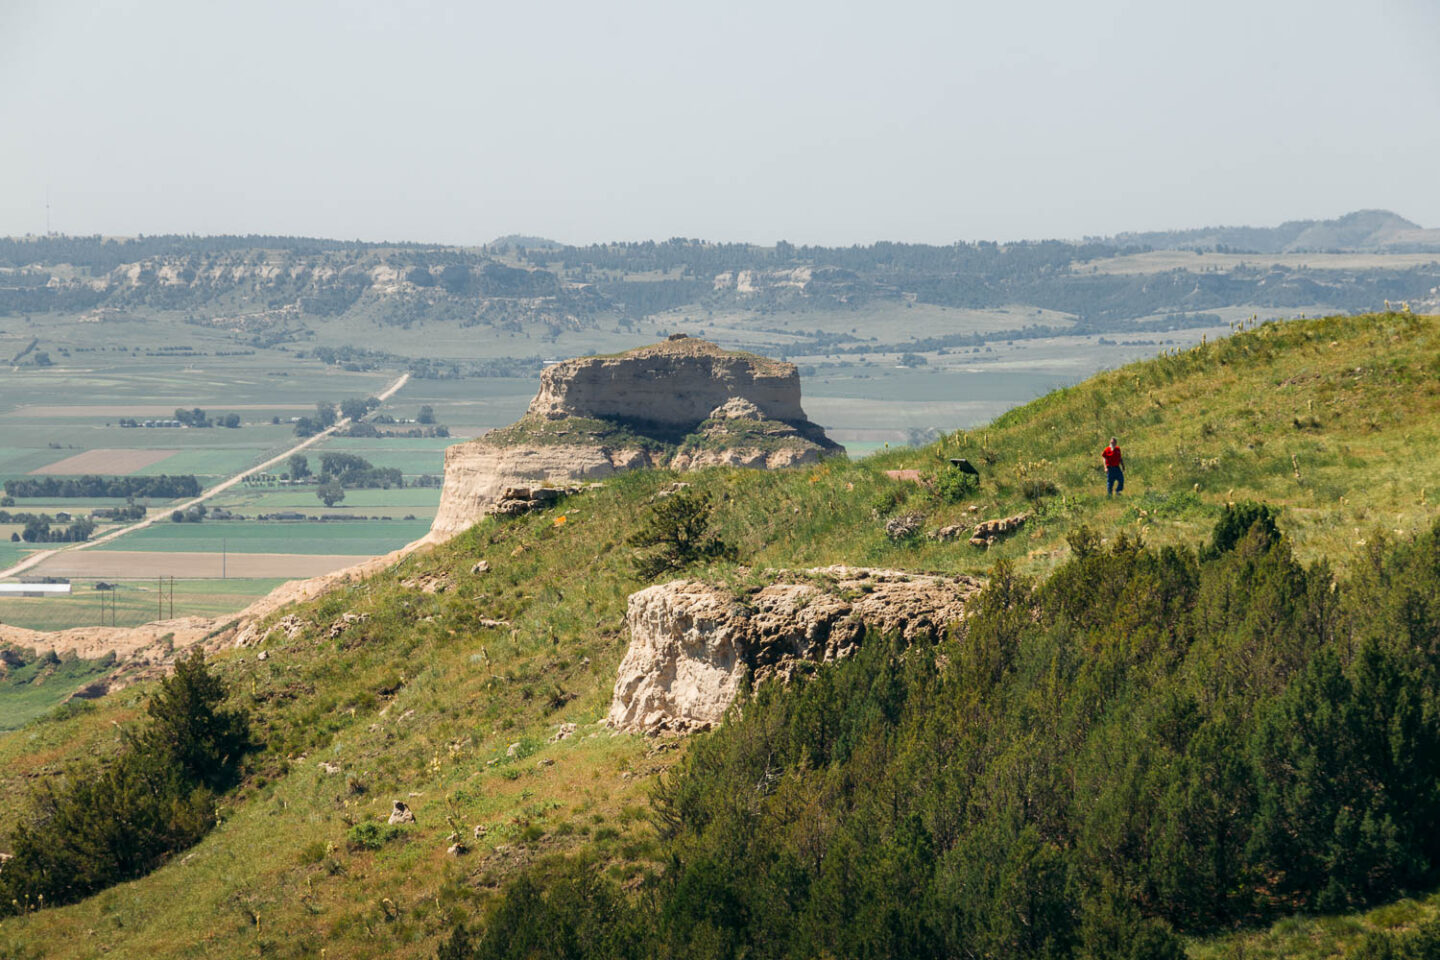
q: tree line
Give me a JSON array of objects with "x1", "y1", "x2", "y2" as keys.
[{"x1": 3, "y1": 475, "x2": 201, "y2": 499}]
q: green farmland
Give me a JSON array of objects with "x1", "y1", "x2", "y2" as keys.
[
  {"x1": 89, "y1": 519, "x2": 431, "y2": 555},
  {"x1": 0, "y1": 577, "x2": 288, "y2": 633}
]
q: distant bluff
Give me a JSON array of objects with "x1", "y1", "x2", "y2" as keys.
[{"x1": 430, "y1": 336, "x2": 842, "y2": 538}]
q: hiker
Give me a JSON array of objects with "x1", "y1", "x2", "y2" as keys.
[{"x1": 1103, "y1": 437, "x2": 1124, "y2": 496}]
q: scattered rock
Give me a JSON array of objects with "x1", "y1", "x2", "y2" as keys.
[
  {"x1": 969, "y1": 513, "x2": 1029, "y2": 548},
  {"x1": 506, "y1": 741, "x2": 522, "y2": 757},
  {"x1": 536, "y1": 758, "x2": 554, "y2": 768},
  {"x1": 401, "y1": 572, "x2": 454, "y2": 594},
  {"x1": 387, "y1": 801, "x2": 415, "y2": 825},
  {"x1": 929, "y1": 524, "x2": 967, "y2": 542},
  {"x1": 477, "y1": 618, "x2": 511, "y2": 629},
  {"x1": 272, "y1": 614, "x2": 308, "y2": 640},
  {"x1": 447, "y1": 842, "x2": 468, "y2": 857},
  {"x1": 328, "y1": 612, "x2": 369, "y2": 639},
  {"x1": 317, "y1": 761, "x2": 341, "y2": 775},
  {"x1": 471, "y1": 560, "x2": 491, "y2": 575},
  {"x1": 473, "y1": 824, "x2": 488, "y2": 839},
  {"x1": 256, "y1": 650, "x2": 268, "y2": 661},
  {"x1": 884, "y1": 513, "x2": 926, "y2": 541},
  {"x1": 549, "y1": 722, "x2": 577, "y2": 743}
]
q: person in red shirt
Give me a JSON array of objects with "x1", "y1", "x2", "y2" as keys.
[{"x1": 1103, "y1": 437, "x2": 1124, "y2": 496}]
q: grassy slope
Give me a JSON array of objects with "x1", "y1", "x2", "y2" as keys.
[{"x1": 1, "y1": 311, "x2": 1437, "y2": 958}]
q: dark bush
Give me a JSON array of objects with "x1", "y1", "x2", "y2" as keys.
[
  {"x1": 0, "y1": 651, "x2": 249, "y2": 915},
  {"x1": 627, "y1": 489, "x2": 736, "y2": 581}
]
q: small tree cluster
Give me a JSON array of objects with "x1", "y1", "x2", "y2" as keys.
[{"x1": 0, "y1": 651, "x2": 250, "y2": 914}]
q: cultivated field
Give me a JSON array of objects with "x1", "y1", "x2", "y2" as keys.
[
  {"x1": 24, "y1": 550, "x2": 369, "y2": 580},
  {"x1": 87, "y1": 519, "x2": 431, "y2": 556},
  {"x1": 29, "y1": 447, "x2": 179, "y2": 475},
  {"x1": 0, "y1": 576, "x2": 288, "y2": 632}
]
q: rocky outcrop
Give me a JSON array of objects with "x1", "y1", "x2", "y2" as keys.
[
  {"x1": 970, "y1": 513, "x2": 1028, "y2": 548},
  {"x1": 527, "y1": 336, "x2": 805, "y2": 425},
  {"x1": 431, "y1": 336, "x2": 842, "y2": 539},
  {"x1": 431, "y1": 441, "x2": 662, "y2": 539},
  {"x1": 607, "y1": 566, "x2": 983, "y2": 734}
]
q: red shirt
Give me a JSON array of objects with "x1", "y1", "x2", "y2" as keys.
[{"x1": 1103, "y1": 445, "x2": 1123, "y2": 468}]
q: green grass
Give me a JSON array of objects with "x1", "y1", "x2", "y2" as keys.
[
  {"x1": 0, "y1": 656, "x2": 114, "y2": 731},
  {"x1": 89, "y1": 520, "x2": 432, "y2": 555},
  {"x1": 1188, "y1": 894, "x2": 1440, "y2": 958},
  {"x1": 3, "y1": 312, "x2": 1440, "y2": 958}
]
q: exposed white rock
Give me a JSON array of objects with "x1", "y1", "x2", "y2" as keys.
[{"x1": 607, "y1": 567, "x2": 983, "y2": 734}]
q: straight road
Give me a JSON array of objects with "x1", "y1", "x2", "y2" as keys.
[{"x1": 0, "y1": 373, "x2": 410, "y2": 581}]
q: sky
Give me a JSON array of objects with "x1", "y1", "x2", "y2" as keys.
[{"x1": 2, "y1": 0, "x2": 1438, "y2": 247}]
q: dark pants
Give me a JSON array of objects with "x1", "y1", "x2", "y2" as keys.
[{"x1": 1107, "y1": 465, "x2": 1124, "y2": 496}]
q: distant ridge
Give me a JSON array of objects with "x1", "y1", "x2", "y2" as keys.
[
  {"x1": 1110, "y1": 209, "x2": 1440, "y2": 254},
  {"x1": 487, "y1": 234, "x2": 564, "y2": 250}
]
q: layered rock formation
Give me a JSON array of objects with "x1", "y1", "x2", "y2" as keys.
[
  {"x1": 607, "y1": 566, "x2": 984, "y2": 734},
  {"x1": 527, "y1": 337, "x2": 806, "y2": 425},
  {"x1": 430, "y1": 336, "x2": 841, "y2": 539}
]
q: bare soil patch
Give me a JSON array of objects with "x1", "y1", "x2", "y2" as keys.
[
  {"x1": 26, "y1": 551, "x2": 365, "y2": 579},
  {"x1": 30, "y1": 448, "x2": 179, "y2": 475}
]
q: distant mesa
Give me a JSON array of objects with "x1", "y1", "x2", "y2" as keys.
[
  {"x1": 1111, "y1": 209, "x2": 1440, "y2": 254},
  {"x1": 430, "y1": 336, "x2": 843, "y2": 538}
]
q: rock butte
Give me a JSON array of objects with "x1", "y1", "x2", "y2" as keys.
[{"x1": 430, "y1": 336, "x2": 843, "y2": 538}]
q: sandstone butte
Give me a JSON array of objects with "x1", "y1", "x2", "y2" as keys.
[{"x1": 429, "y1": 335, "x2": 844, "y2": 538}]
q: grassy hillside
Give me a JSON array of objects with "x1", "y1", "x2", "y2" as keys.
[{"x1": 1, "y1": 311, "x2": 1438, "y2": 958}]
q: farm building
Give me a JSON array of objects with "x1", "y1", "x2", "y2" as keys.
[{"x1": 0, "y1": 582, "x2": 72, "y2": 598}]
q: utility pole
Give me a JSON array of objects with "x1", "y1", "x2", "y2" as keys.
[
  {"x1": 169, "y1": 575, "x2": 174, "y2": 619},
  {"x1": 158, "y1": 576, "x2": 163, "y2": 620},
  {"x1": 222, "y1": 537, "x2": 227, "y2": 579}
]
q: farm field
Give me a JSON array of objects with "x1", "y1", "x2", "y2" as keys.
[
  {"x1": 0, "y1": 576, "x2": 289, "y2": 632},
  {"x1": 28, "y1": 448, "x2": 179, "y2": 474},
  {"x1": 25, "y1": 550, "x2": 366, "y2": 580},
  {"x1": 87, "y1": 519, "x2": 431, "y2": 555},
  {"x1": 208, "y1": 485, "x2": 440, "y2": 519}
]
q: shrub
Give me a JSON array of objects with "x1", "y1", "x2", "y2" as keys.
[
  {"x1": 1209, "y1": 499, "x2": 1280, "y2": 555},
  {"x1": 626, "y1": 489, "x2": 736, "y2": 581},
  {"x1": 345, "y1": 821, "x2": 405, "y2": 851},
  {"x1": 932, "y1": 468, "x2": 980, "y2": 503}
]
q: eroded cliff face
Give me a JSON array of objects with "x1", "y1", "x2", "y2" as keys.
[
  {"x1": 430, "y1": 441, "x2": 661, "y2": 540},
  {"x1": 607, "y1": 566, "x2": 983, "y2": 734},
  {"x1": 527, "y1": 337, "x2": 805, "y2": 425},
  {"x1": 430, "y1": 337, "x2": 842, "y2": 539}
]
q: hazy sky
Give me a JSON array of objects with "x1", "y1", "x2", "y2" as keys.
[{"x1": 3, "y1": 0, "x2": 1437, "y2": 246}]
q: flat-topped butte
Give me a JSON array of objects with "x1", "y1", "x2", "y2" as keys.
[{"x1": 430, "y1": 336, "x2": 842, "y2": 538}]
